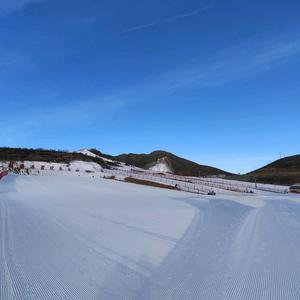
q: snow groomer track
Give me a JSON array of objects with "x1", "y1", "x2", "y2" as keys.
[{"x1": 1, "y1": 174, "x2": 300, "y2": 300}]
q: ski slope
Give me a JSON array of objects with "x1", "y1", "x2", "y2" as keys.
[{"x1": 1, "y1": 175, "x2": 300, "y2": 299}]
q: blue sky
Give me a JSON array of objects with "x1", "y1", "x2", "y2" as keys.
[{"x1": 0, "y1": 0, "x2": 300, "y2": 173}]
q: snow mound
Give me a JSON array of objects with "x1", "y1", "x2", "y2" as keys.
[
  {"x1": 149, "y1": 157, "x2": 173, "y2": 173},
  {"x1": 69, "y1": 160, "x2": 102, "y2": 172}
]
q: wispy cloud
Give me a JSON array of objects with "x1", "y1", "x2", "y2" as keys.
[
  {"x1": 161, "y1": 34, "x2": 300, "y2": 89},
  {"x1": 0, "y1": 93, "x2": 128, "y2": 145},
  {"x1": 115, "y1": 34, "x2": 300, "y2": 96},
  {"x1": 122, "y1": 6, "x2": 211, "y2": 33},
  {"x1": 0, "y1": 0, "x2": 46, "y2": 12},
  {"x1": 2, "y1": 32, "x2": 300, "y2": 147},
  {"x1": 0, "y1": 60, "x2": 17, "y2": 67}
]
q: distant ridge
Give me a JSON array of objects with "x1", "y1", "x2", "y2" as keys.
[
  {"x1": 0, "y1": 147, "x2": 230, "y2": 177},
  {"x1": 246, "y1": 154, "x2": 300, "y2": 185},
  {"x1": 0, "y1": 147, "x2": 107, "y2": 167},
  {"x1": 90, "y1": 150, "x2": 231, "y2": 177}
]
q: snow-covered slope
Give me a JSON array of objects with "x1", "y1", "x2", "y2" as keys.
[
  {"x1": 149, "y1": 157, "x2": 173, "y2": 173},
  {"x1": 74, "y1": 149, "x2": 100, "y2": 158},
  {"x1": 74, "y1": 148, "x2": 114, "y2": 163},
  {"x1": 0, "y1": 175, "x2": 194, "y2": 299},
  {"x1": 1, "y1": 174, "x2": 300, "y2": 299}
]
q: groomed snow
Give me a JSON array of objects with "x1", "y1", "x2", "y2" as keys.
[
  {"x1": 1, "y1": 174, "x2": 300, "y2": 299},
  {"x1": 0, "y1": 175, "x2": 195, "y2": 299}
]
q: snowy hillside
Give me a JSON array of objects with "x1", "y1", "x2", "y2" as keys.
[
  {"x1": 74, "y1": 149, "x2": 100, "y2": 158},
  {"x1": 74, "y1": 148, "x2": 114, "y2": 163}
]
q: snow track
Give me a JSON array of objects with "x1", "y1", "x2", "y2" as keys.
[
  {"x1": 138, "y1": 197, "x2": 300, "y2": 299},
  {"x1": 1, "y1": 175, "x2": 300, "y2": 299}
]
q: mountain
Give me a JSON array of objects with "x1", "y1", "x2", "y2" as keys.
[
  {"x1": 246, "y1": 154, "x2": 300, "y2": 185},
  {"x1": 110, "y1": 150, "x2": 230, "y2": 177}
]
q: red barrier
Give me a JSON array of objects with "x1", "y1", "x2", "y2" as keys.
[{"x1": 0, "y1": 170, "x2": 8, "y2": 180}]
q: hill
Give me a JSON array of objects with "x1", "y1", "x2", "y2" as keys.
[
  {"x1": 111, "y1": 150, "x2": 230, "y2": 177},
  {"x1": 0, "y1": 147, "x2": 108, "y2": 167},
  {"x1": 238, "y1": 154, "x2": 300, "y2": 185}
]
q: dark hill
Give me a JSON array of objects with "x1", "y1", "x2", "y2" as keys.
[
  {"x1": 113, "y1": 150, "x2": 231, "y2": 177},
  {"x1": 0, "y1": 147, "x2": 107, "y2": 167},
  {"x1": 245, "y1": 154, "x2": 300, "y2": 185}
]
